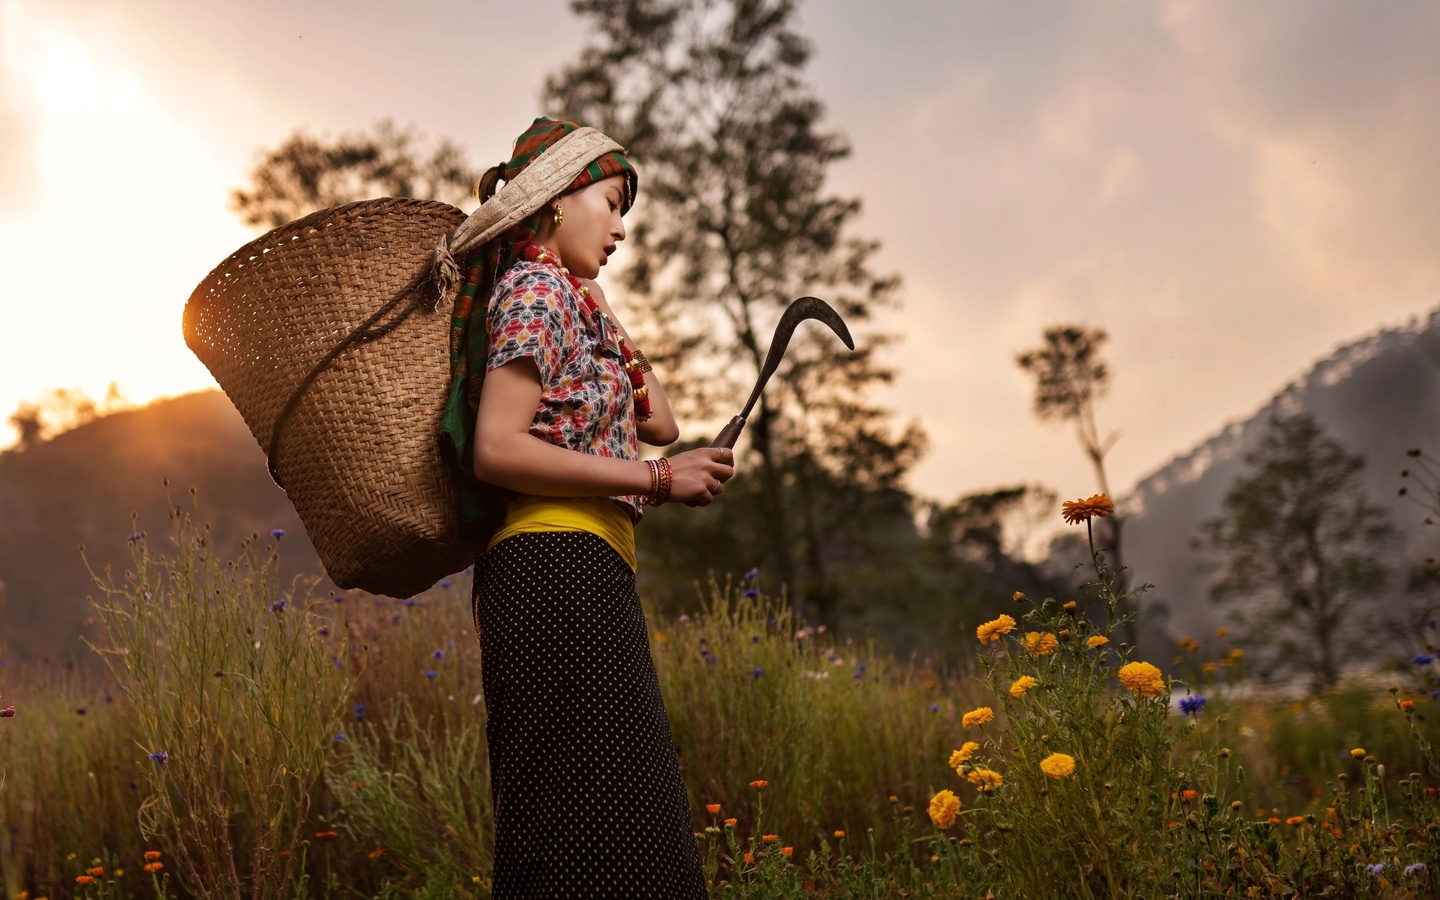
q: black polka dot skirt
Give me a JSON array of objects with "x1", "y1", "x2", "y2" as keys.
[{"x1": 473, "y1": 531, "x2": 708, "y2": 899}]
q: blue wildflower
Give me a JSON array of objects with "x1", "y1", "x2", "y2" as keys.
[
  {"x1": 424, "y1": 669, "x2": 438, "y2": 680},
  {"x1": 126, "y1": 532, "x2": 143, "y2": 543},
  {"x1": 751, "y1": 635, "x2": 760, "y2": 644},
  {"x1": 1406, "y1": 862, "x2": 1427, "y2": 876},
  {"x1": 403, "y1": 598, "x2": 418, "y2": 607},
  {"x1": 271, "y1": 597, "x2": 287, "y2": 613},
  {"x1": 270, "y1": 529, "x2": 285, "y2": 539},
  {"x1": 1430, "y1": 691, "x2": 1440, "y2": 700},
  {"x1": 703, "y1": 652, "x2": 717, "y2": 665},
  {"x1": 1179, "y1": 695, "x2": 1207, "y2": 717},
  {"x1": 439, "y1": 579, "x2": 452, "y2": 589},
  {"x1": 434, "y1": 648, "x2": 445, "y2": 660},
  {"x1": 929, "y1": 703, "x2": 940, "y2": 713},
  {"x1": 679, "y1": 614, "x2": 690, "y2": 623},
  {"x1": 853, "y1": 662, "x2": 869, "y2": 679},
  {"x1": 744, "y1": 589, "x2": 760, "y2": 599},
  {"x1": 751, "y1": 667, "x2": 764, "y2": 678},
  {"x1": 149, "y1": 750, "x2": 169, "y2": 766},
  {"x1": 1367, "y1": 863, "x2": 1387, "y2": 876},
  {"x1": 464, "y1": 565, "x2": 474, "y2": 575},
  {"x1": 318, "y1": 626, "x2": 329, "y2": 637},
  {"x1": 744, "y1": 568, "x2": 759, "y2": 582},
  {"x1": 333, "y1": 733, "x2": 346, "y2": 742},
  {"x1": 352, "y1": 703, "x2": 366, "y2": 721},
  {"x1": 1413, "y1": 654, "x2": 1434, "y2": 665}
]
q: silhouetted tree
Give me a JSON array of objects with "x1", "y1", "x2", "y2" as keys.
[
  {"x1": 230, "y1": 120, "x2": 474, "y2": 229},
  {"x1": 1203, "y1": 413, "x2": 1398, "y2": 691},
  {"x1": 543, "y1": 0, "x2": 926, "y2": 623},
  {"x1": 1016, "y1": 325, "x2": 1133, "y2": 640}
]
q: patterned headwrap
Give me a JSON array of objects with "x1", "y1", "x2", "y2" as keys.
[{"x1": 439, "y1": 117, "x2": 638, "y2": 545}]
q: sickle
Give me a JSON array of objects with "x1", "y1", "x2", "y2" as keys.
[{"x1": 709, "y1": 296, "x2": 855, "y2": 449}]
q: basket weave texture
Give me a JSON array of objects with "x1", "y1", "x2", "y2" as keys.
[{"x1": 183, "y1": 198, "x2": 473, "y2": 597}]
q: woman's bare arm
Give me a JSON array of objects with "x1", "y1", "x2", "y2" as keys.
[{"x1": 472, "y1": 358, "x2": 735, "y2": 504}]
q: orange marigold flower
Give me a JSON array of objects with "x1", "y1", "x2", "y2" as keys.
[
  {"x1": 1180, "y1": 789, "x2": 1198, "y2": 801},
  {"x1": 1009, "y1": 675, "x2": 1038, "y2": 697},
  {"x1": 961, "y1": 706, "x2": 995, "y2": 728},
  {"x1": 1266, "y1": 817, "x2": 1281, "y2": 824},
  {"x1": 368, "y1": 849, "x2": 386, "y2": 859},
  {"x1": 1350, "y1": 747, "x2": 1366, "y2": 758},
  {"x1": 1402, "y1": 699, "x2": 1416, "y2": 711},
  {"x1": 1085, "y1": 635, "x2": 1109, "y2": 648},
  {"x1": 1061, "y1": 493, "x2": 1114, "y2": 525},
  {"x1": 279, "y1": 850, "x2": 291, "y2": 858},
  {"x1": 144, "y1": 850, "x2": 161, "y2": 861},
  {"x1": 780, "y1": 846, "x2": 793, "y2": 858},
  {"x1": 749, "y1": 779, "x2": 769, "y2": 790},
  {"x1": 966, "y1": 768, "x2": 1003, "y2": 791},
  {"x1": 1117, "y1": 661, "x2": 1166, "y2": 697},
  {"x1": 724, "y1": 818, "x2": 738, "y2": 827},
  {"x1": 1022, "y1": 631, "x2": 1059, "y2": 656},
  {"x1": 743, "y1": 852, "x2": 755, "y2": 865},
  {"x1": 1062, "y1": 600, "x2": 1077, "y2": 612},
  {"x1": 762, "y1": 834, "x2": 777, "y2": 843},
  {"x1": 833, "y1": 830, "x2": 845, "y2": 838},
  {"x1": 88, "y1": 867, "x2": 104, "y2": 876},
  {"x1": 949, "y1": 741, "x2": 980, "y2": 772},
  {"x1": 1286, "y1": 816, "x2": 1304, "y2": 825},
  {"x1": 927, "y1": 789, "x2": 961, "y2": 829},
  {"x1": 705, "y1": 803, "x2": 721, "y2": 815},
  {"x1": 75, "y1": 876, "x2": 94, "y2": 885},
  {"x1": 976, "y1": 614, "x2": 1017, "y2": 645},
  {"x1": 315, "y1": 830, "x2": 338, "y2": 840},
  {"x1": 143, "y1": 862, "x2": 163, "y2": 873}
]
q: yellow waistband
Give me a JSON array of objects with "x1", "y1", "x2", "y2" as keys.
[{"x1": 487, "y1": 496, "x2": 637, "y2": 571}]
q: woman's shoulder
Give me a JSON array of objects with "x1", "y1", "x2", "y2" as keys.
[{"x1": 494, "y1": 259, "x2": 575, "y2": 305}]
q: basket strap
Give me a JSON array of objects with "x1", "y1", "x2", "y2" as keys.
[
  {"x1": 265, "y1": 264, "x2": 432, "y2": 488},
  {"x1": 430, "y1": 127, "x2": 624, "y2": 308}
]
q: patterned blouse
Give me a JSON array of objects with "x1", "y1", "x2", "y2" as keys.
[{"x1": 486, "y1": 259, "x2": 642, "y2": 520}]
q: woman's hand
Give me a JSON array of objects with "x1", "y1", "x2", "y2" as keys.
[{"x1": 664, "y1": 447, "x2": 735, "y2": 506}]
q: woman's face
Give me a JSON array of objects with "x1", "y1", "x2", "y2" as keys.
[{"x1": 548, "y1": 175, "x2": 628, "y2": 280}]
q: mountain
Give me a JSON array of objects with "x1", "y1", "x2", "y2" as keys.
[
  {"x1": 1122, "y1": 308, "x2": 1440, "y2": 655},
  {"x1": 0, "y1": 391, "x2": 315, "y2": 666}
]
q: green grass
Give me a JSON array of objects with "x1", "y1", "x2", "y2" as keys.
[{"x1": 3, "y1": 510, "x2": 1440, "y2": 898}]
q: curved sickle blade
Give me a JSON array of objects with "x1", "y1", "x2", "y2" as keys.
[{"x1": 739, "y1": 296, "x2": 855, "y2": 420}]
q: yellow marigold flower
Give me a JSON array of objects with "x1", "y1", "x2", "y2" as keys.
[
  {"x1": 1061, "y1": 493, "x2": 1114, "y2": 525},
  {"x1": 1177, "y1": 636, "x2": 1200, "y2": 652},
  {"x1": 961, "y1": 706, "x2": 995, "y2": 728},
  {"x1": 1040, "y1": 752, "x2": 1075, "y2": 779},
  {"x1": 749, "y1": 779, "x2": 769, "y2": 790},
  {"x1": 949, "y1": 741, "x2": 980, "y2": 772},
  {"x1": 966, "y1": 768, "x2": 1003, "y2": 791},
  {"x1": 1085, "y1": 635, "x2": 1109, "y2": 648},
  {"x1": 1350, "y1": 747, "x2": 1366, "y2": 758},
  {"x1": 976, "y1": 614, "x2": 1017, "y2": 645},
  {"x1": 1228, "y1": 648, "x2": 1244, "y2": 659},
  {"x1": 1062, "y1": 600, "x2": 1077, "y2": 612},
  {"x1": 705, "y1": 803, "x2": 721, "y2": 815},
  {"x1": 928, "y1": 789, "x2": 961, "y2": 829},
  {"x1": 1012, "y1": 591, "x2": 1026, "y2": 602},
  {"x1": 1117, "y1": 661, "x2": 1166, "y2": 697},
  {"x1": 1215, "y1": 627, "x2": 1228, "y2": 638},
  {"x1": 1009, "y1": 675, "x2": 1038, "y2": 697},
  {"x1": 1203, "y1": 662, "x2": 1217, "y2": 674},
  {"x1": 1022, "y1": 631, "x2": 1059, "y2": 656}
]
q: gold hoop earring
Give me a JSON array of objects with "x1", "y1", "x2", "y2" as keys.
[{"x1": 553, "y1": 205, "x2": 564, "y2": 228}]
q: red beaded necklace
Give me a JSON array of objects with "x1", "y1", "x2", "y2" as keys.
[{"x1": 518, "y1": 242, "x2": 652, "y2": 422}]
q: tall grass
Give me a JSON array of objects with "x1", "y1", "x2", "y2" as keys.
[{"x1": 3, "y1": 500, "x2": 1440, "y2": 897}]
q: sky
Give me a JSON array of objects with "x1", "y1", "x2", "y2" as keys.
[{"x1": 2, "y1": 0, "x2": 1437, "y2": 506}]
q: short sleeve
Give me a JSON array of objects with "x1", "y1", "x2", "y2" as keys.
[{"x1": 486, "y1": 266, "x2": 572, "y2": 384}]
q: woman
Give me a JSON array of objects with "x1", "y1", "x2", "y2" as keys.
[{"x1": 446, "y1": 117, "x2": 729, "y2": 898}]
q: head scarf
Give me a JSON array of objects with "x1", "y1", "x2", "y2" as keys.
[{"x1": 439, "y1": 117, "x2": 638, "y2": 544}]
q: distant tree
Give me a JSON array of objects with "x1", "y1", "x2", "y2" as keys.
[
  {"x1": 230, "y1": 120, "x2": 474, "y2": 230},
  {"x1": 1016, "y1": 325, "x2": 1133, "y2": 639},
  {"x1": 6, "y1": 384, "x2": 127, "y2": 450},
  {"x1": 1203, "y1": 413, "x2": 1398, "y2": 691},
  {"x1": 544, "y1": 0, "x2": 926, "y2": 623}
]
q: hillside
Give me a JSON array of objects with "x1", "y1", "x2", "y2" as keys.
[
  {"x1": 0, "y1": 391, "x2": 315, "y2": 665},
  {"x1": 1123, "y1": 308, "x2": 1440, "y2": 656}
]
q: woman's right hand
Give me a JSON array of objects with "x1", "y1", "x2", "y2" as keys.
[{"x1": 665, "y1": 447, "x2": 735, "y2": 506}]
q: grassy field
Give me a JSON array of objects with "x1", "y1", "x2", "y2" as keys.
[{"x1": 3, "y1": 506, "x2": 1440, "y2": 898}]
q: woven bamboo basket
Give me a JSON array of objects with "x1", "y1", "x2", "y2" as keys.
[{"x1": 183, "y1": 198, "x2": 473, "y2": 597}]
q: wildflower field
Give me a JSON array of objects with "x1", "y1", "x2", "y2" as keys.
[{"x1": 3, "y1": 498, "x2": 1440, "y2": 899}]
